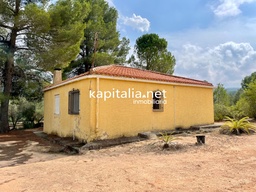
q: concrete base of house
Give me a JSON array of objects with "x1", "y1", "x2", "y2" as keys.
[
  {"x1": 138, "y1": 132, "x2": 158, "y2": 139},
  {"x1": 190, "y1": 124, "x2": 221, "y2": 130},
  {"x1": 34, "y1": 131, "x2": 85, "y2": 154},
  {"x1": 80, "y1": 136, "x2": 147, "y2": 152},
  {"x1": 35, "y1": 124, "x2": 221, "y2": 154},
  {"x1": 81, "y1": 123, "x2": 221, "y2": 152}
]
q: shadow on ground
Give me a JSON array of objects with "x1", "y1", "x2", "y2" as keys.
[{"x1": 0, "y1": 128, "x2": 64, "y2": 168}]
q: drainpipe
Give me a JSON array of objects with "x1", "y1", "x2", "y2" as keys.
[
  {"x1": 173, "y1": 86, "x2": 176, "y2": 129},
  {"x1": 95, "y1": 77, "x2": 100, "y2": 135}
]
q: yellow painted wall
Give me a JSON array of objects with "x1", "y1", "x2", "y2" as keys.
[
  {"x1": 174, "y1": 86, "x2": 214, "y2": 128},
  {"x1": 44, "y1": 76, "x2": 214, "y2": 141},
  {"x1": 44, "y1": 78, "x2": 95, "y2": 141},
  {"x1": 94, "y1": 78, "x2": 214, "y2": 139}
]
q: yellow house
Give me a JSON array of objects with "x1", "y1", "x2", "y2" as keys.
[{"x1": 43, "y1": 65, "x2": 214, "y2": 141}]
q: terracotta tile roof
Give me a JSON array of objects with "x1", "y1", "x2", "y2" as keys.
[
  {"x1": 90, "y1": 65, "x2": 213, "y2": 87},
  {"x1": 45, "y1": 65, "x2": 213, "y2": 90}
]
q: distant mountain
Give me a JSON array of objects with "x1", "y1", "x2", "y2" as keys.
[{"x1": 226, "y1": 87, "x2": 240, "y2": 94}]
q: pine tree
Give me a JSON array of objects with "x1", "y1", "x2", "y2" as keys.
[
  {"x1": 130, "y1": 33, "x2": 175, "y2": 74},
  {"x1": 64, "y1": 0, "x2": 130, "y2": 77},
  {"x1": 0, "y1": 0, "x2": 90, "y2": 132}
]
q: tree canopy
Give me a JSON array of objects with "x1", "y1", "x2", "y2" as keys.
[
  {"x1": 241, "y1": 72, "x2": 256, "y2": 90},
  {"x1": 129, "y1": 33, "x2": 175, "y2": 74},
  {"x1": 213, "y1": 83, "x2": 230, "y2": 106},
  {"x1": 242, "y1": 80, "x2": 256, "y2": 118},
  {"x1": 0, "y1": 0, "x2": 90, "y2": 132},
  {"x1": 64, "y1": 0, "x2": 130, "y2": 77}
]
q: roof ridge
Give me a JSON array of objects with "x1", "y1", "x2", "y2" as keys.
[
  {"x1": 171, "y1": 74, "x2": 210, "y2": 83},
  {"x1": 91, "y1": 64, "x2": 116, "y2": 71},
  {"x1": 45, "y1": 64, "x2": 213, "y2": 90},
  {"x1": 94, "y1": 64, "x2": 210, "y2": 84}
]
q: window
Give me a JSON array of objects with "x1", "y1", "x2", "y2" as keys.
[
  {"x1": 68, "y1": 89, "x2": 80, "y2": 114},
  {"x1": 54, "y1": 94, "x2": 60, "y2": 115},
  {"x1": 153, "y1": 90, "x2": 164, "y2": 112}
]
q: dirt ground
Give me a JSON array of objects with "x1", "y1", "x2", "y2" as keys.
[{"x1": 1, "y1": 127, "x2": 256, "y2": 192}]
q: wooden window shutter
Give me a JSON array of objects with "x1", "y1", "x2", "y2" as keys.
[
  {"x1": 68, "y1": 91, "x2": 72, "y2": 114},
  {"x1": 68, "y1": 89, "x2": 80, "y2": 115}
]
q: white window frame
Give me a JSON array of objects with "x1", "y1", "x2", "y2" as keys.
[{"x1": 54, "y1": 94, "x2": 60, "y2": 115}]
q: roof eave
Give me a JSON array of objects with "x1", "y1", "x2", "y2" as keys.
[{"x1": 43, "y1": 74, "x2": 213, "y2": 92}]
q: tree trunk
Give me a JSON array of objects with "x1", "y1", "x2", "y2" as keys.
[
  {"x1": 0, "y1": 56, "x2": 14, "y2": 133},
  {"x1": 85, "y1": 46, "x2": 90, "y2": 72},
  {"x1": 0, "y1": 25, "x2": 17, "y2": 133},
  {"x1": 0, "y1": 1, "x2": 26, "y2": 133}
]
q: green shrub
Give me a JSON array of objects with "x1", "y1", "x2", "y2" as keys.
[
  {"x1": 23, "y1": 121, "x2": 35, "y2": 129},
  {"x1": 9, "y1": 100, "x2": 23, "y2": 129},
  {"x1": 220, "y1": 116, "x2": 256, "y2": 135},
  {"x1": 243, "y1": 81, "x2": 256, "y2": 119},
  {"x1": 22, "y1": 102, "x2": 36, "y2": 128},
  {"x1": 214, "y1": 104, "x2": 231, "y2": 121},
  {"x1": 159, "y1": 132, "x2": 180, "y2": 149},
  {"x1": 34, "y1": 101, "x2": 44, "y2": 125},
  {"x1": 230, "y1": 98, "x2": 250, "y2": 120},
  {"x1": 0, "y1": 93, "x2": 4, "y2": 102},
  {"x1": 8, "y1": 97, "x2": 44, "y2": 129}
]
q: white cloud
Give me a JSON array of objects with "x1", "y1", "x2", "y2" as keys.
[
  {"x1": 165, "y1": 17, "x2": 256, "y2": 50},
  {"x1": 122, "y1": 14, "x2": 150, "y2": 32},
  {"x1": 162, "y1": 10, "x2": 256, "y2": 88},
  {"x1": 213, "y1": 0, "x2": 256, "y2": 17},
  {"x1": 105, "y1": 0, "x2": 115, "y2": 7},
  {"x1": 173, "y1": 42, "x2": 256, "y2": 88}
]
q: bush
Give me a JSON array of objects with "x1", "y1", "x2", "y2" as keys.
[
  {"x1": 9, "y1": 100, "x2": 23, "y2": 129},
  {"x1": 230, "y1": 98, "x2": 250, "y2": 119},
  {"x1": 220, "y1": 116, "x2": 256, "y2": 135},
  {"x1": 34, "y1": 101, "x2": 44, "y2": 125},
  {"x1": 159, "y1": 132, "x2": 180, "y2": 149},
  {"x1": 0, "y1": 93, "x2": 4, "y2": 102},
  {"x1": 22, "y1": 102, "x2": 36, "y2": 128},
  {"x1": 8, "y1": 97, "x2": 44, "y2": 129},
  {"x1": 243, "y1": 81, "x2": 256, "y2": 119},
  {"x1": 23, "y1": 121, "x2": 35, "y2": 129},
  {"x1": 214, "y1": 104, "x2": 231, "y2": 121}
]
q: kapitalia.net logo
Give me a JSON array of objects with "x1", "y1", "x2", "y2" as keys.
[{"x1": 89, "y1": 88, "x2": 167, "y2": 104}]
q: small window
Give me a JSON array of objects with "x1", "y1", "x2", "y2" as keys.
[
  {"x1": 54, "y1": 94, "x2": 60, "y2": 115},
  {"x1": 68, "y1": 89, "x2": 80, "y2": 114},
  {"x1": 153, "y1": 90, "x2": 164, "y2": 112}
]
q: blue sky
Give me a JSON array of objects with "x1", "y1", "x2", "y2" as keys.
[{"x1": 106, "y1": 0, "x2": 256, "y2": 88}]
